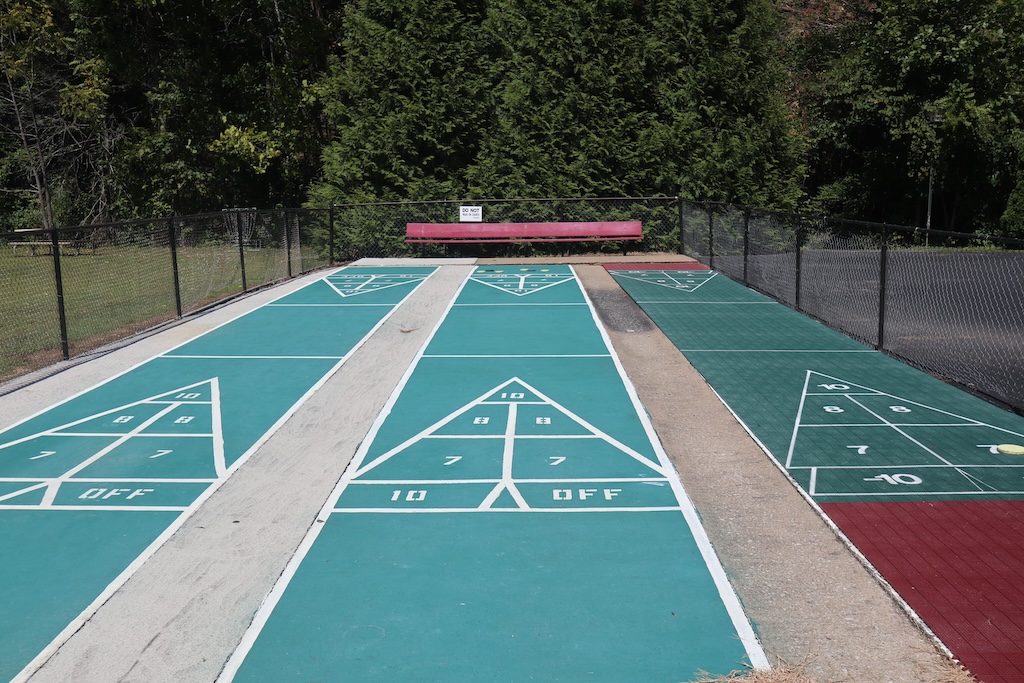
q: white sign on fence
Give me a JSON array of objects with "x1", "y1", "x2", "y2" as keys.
[{"x1": 460, "y1": 206, "x2": 483, "y2": 222}]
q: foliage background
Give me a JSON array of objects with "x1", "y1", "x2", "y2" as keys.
[{"x1": 1, "y1": 0, "x2": 1021, "y2": 236}]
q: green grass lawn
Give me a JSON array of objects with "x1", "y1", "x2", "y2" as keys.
[{"x1": 0, "y1": 243, "x2": 308, "y2": 383}]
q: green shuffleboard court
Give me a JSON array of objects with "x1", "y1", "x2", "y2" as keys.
[
  {"x1": 220, "y1": 265, "x2": 767, "y2": 682},
  {"x1": 609, "y1": 269, "x2": 1024, "y2": 503},
  {"x1": 0, "y1": 266, "x2": 436, "y2": 682}
]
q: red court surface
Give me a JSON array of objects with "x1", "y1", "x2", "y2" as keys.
[{"x1": 823, "y1": 501, "x2": 1024, "y2": 683}]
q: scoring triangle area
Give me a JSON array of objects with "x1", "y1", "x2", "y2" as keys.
[
  {"x1": 0, "y1": 378, "x2": 226, "y2": 509},
  {"x1": 342, "y1": 377, "x2": 670, "y2": 511},
  {"x1": 324, "y1": 273, "x2": 428, "y2": 298},
  {"x1": 787, "y1": 370, "x2": 1024, "y2": 499},
  {"x1": 470, "y1": 270, "x2": 575, "y2": 296}
]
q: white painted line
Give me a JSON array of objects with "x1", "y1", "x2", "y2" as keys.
[
  {"x1": 574, "y1": 265, "x2": 769, "y2": 670},
  {"x1": 785, "y1": 371, "x2": 812, "y2": 469},
  {"x1": 423, "y1": 354, "x2": 611, "y2": 358},
  {"x1": 814, "y1": 490, "x2": 1024, "y2": 497},
  {"x1": 346, "y1": 477, "x2": 669, "y2": 484},
  {"x1": 331, "y1": 507, "x2": 684, "y2": 514},
  {"x1": 790, "y1": 464, "x2": 1024, "y2": 470},
  {"x1": 681, "y1": 349, "x2": 876, "y2": 353},
  {"x1": 161, "y1": 355, "x2": 347, "y2": 360},
  {"x1": 0, "y1": 505, "x2": 190, "y2": 512}
]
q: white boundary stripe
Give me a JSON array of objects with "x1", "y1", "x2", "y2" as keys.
[
  {"x1": 0, "y1": 505, "x2": 189, "y2": 512},
  {"x1": 423, "y1": 354, "x2": 610, "y2": 358},
  {"x1": 332, "y1": 507, "x2": 684, "y2": 514},
  {"x1": 215, "y1": 267, "x2": 474, "y2": 683},
  {"x1": 161, "y1": 355, "x2": 347, "y2": 360},
  {"x1": 266, "y1": 303, "x2": 394, "y2": 307},
  {"x1": 573, "y1": 265, "x2": 769, "y2": 670},
  {"x1": 813, "y1": 490, "x2": 1024, "y2": 497},
  {"x1": 793, "y1": 464, "x2": 1024, "y2": 470},
  {"x1": 11, "y1": 265, "x2": 439, "y2": 683},
  {"x1": 0, "y1": 477, "x2": 217, "y2": 483},
  {"x1": 454, "y1": 302, "x2": 587, "y2": 307},
  {"x1": 683, "y1": 349, "x2": 875, "y2": 353},
  {"x1": 346, "y1": 478, "x2": 669, "y2": 484}
]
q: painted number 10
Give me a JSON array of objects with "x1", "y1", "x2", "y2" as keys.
[
  {"x1": 864, "y1": 473, "x2": 922, "y2": 485},
  {"x1": 391, "y1": 490, "x2": 427, "y2": 502}
]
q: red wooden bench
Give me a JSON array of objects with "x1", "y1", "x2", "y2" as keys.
[{"x1": 405, "y1": 221, "x2": 643, "y2": 254}]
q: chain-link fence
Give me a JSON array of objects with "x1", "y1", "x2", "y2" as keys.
[
  {"x1": 687, "y1": 202, "x2": 1024, "y2": 413},
  {"x1": 8, "y1": 196, "x2": 1020, "y2": 414},
  {"x1": 1, "y1": 209, "x2": 331, "y2": 387}
]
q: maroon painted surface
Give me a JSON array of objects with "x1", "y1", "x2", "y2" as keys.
[
  {"x1": 405, "y1": 221, "x2": 642, "y2": 241},
  {"x1": 822, "y1": 500, "x2": 1024, "y2": 683}
]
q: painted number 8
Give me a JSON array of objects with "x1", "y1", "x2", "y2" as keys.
[
  {"x1": 823, "y1": 406, "x2": 844, "y2": 413},
  {"x1": 889, "y1": 406, "x2": 912, "y2": 413}
]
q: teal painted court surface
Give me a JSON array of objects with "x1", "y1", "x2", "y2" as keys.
[
  {"x1": 609, "y1": 269, "x2": 1024, "y2": 503},
  {"x1": 222, "y1": 266, "x2": 765, "y2": 682},
  {"x1": 0, "y1": 267, "x2": 435, "y2": 682}
]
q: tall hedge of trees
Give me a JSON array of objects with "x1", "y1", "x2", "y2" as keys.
[{"x1": 2, "y1": 0, "x2": 1022, "y2": 235}]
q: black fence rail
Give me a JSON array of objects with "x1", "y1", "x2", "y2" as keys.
[
  {"x1": 685, "y1": 202, "x2": 1024, "y2": 414},
  {"x1": 0, "y1": 209, "x2": 332, "y2": 386}
]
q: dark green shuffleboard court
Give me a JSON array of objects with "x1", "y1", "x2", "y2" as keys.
[
  {"x1": 0, "y1": 267, "x2": 436, "y2": 682},
  {"x1": 609, "y1": 268, "x2": 1024, "y2": 502},
  {"x1": 220, "y1": 265, "x2": 766, "y2": 682}
]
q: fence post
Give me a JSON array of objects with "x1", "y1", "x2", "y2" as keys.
[
  {"x1": 168, "y1": 217, "x2": 183, "y2": 318},
  {"x1": 328, "y1": 203, "x2": 336, "y2": 264},
  {"x1": 794, "y1": 215, "x2": 803, "y2": 311},
  {"x1": 707, "y1": 206, "x2": 715, "y2": 269},
  {"x1": 49, "y1": 227, "x2": 70, "y2": 360},
  {"x1": 235, "y1": 210, "x2": 248, "y2": 292},
  {"x1": 877, "y1": 222, "x2": 889, "y2": 349},
  {"x1": 677, "y1": 196, "x2": 685, "y2": 255},
  {"x1": 284, "y1": 210, "x2": 293, "y2": 278},
  {"x1": 742, "y1": 209, "x2": 750, "y2": 286}
]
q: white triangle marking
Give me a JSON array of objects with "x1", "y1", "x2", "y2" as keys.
[
  {"x1": 353, "y1": 377, "x2": 666, "y2": 495},
  {"x1": 611, "y1": 270, "x2": 717, "y2": 292},
  {"x1": 0, "y1": 378, "x2": 227, "y2": 507},
  {"x1": 787, "y1": 370, "x2": 1024, "y2": 492},
  {"x1": 469, "y1": 273, "x2": 575, "y2": 297}
]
